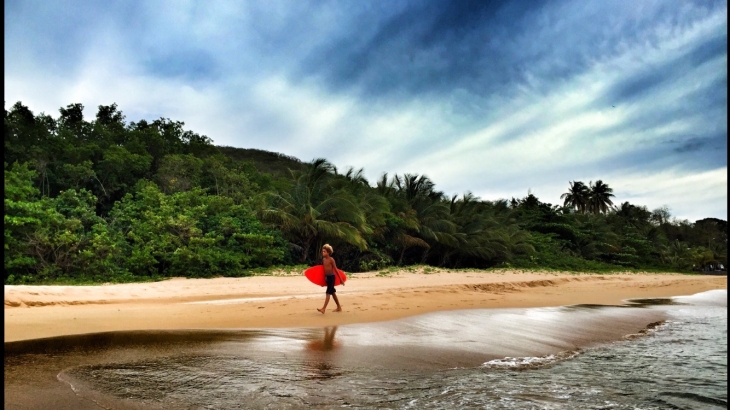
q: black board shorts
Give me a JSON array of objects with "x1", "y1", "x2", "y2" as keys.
[{"x1": 325, "y1": 274, "x2": 336, "y2": 295}]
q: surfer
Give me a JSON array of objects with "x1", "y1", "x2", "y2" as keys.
[{"x1": 318, "y1": 244, "x2": 343, "y2": 314}]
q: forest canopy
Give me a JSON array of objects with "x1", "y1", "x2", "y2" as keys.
[{"x1": 5, "y1": 101, "x2": 727, "y2": 284}]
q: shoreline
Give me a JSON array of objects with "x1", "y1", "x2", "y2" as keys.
[{"x1": 4, "y1": 269, "x2": 726, "y2": 343}]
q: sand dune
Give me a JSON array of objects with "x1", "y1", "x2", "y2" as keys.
[{"x1": 4, "y1": 269, "x2": 726, "y2": 342}]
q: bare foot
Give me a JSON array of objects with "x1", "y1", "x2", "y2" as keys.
[
  {"x1": 333, "y1": 307, "x2": 342, "y2": 312},
  {"x1": 317, "y1": 308, "x2": 325, "y2": 314}
]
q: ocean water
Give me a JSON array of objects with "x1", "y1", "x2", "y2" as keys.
[{"x1": 4, "y1": 289, "x2": 726, "y2": 410}]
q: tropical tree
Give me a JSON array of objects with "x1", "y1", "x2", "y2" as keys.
[
  {"x1": 5, "y1": 162, "x2": 45, "y2": 280},
  {"x1": 649, "y1": 206, "x2": 672, "y2": 226},
  {"x1": 433, "y1": 192, "x2": 487, "y2": 266},
  {"x1": 611, "y1": 202, "x2": 651, "y2": 231},
  {"x1": 258, "y1": 159, "x2": 368, "y2": 263},
  {"x1": 374, "y1": 173, "x2": 429, "y2": 266},
  {"x1": 587, "y1": 180, "x2": 615, "y2": 215},
  {"x1": 439, "y1": 193, "x2": 534, "y2": 267},
  {"x1": 333, "y1": 167, "x2": 392, "y2": 270},
  {"x1": 109, "y1": 181, "x2": 285, "y2": 277},
  {"x1": 390, "y1": 173, "x2": 457, "y2": 264},
  {"x1": 155, "y1": 154, "x2": 204, "y2": 193},
  {"x1": 199, "y1": 155, "x2": 258, "y2": 204},
  {"x1": 560, "y1": 181, "x2": 590, "y2": 213},
  {"x1": 5, "y1": 161, "x2": 126, "y2": 282}
]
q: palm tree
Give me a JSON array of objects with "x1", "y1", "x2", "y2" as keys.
[
  {"x1": 335, "y1": 166, "x2": 392, "y2": 262},
  {"x1": 375, "y1": 173, "x2": 429, "y2": 265},
  {"x1": 393, "y1": 173, "x2": 442, "y2": 203},
  {"x1": 560, "y1": 181, "x2": 590, "y2": 213},
  {"x1": 613, "y1": 201, "x2": 651, "y2": 230},
  {"x1": 393, "y1": 174, "x2": 457, "y2": 246},
  {"x1": 259, "y1": 159, "x2": 368, "y2": 263},
  {"x1": 378, "y1": 173, "x2": 457, "y2": 265},
  {"x1": 587, "y1": 180, "x2": 615, "y2": 215},
  {"x1": 439, "y1": 193, "x2": 524, "y2": 267},
  {"x1": 338, "y1": 167, "x2": 388, "y2": 234}
]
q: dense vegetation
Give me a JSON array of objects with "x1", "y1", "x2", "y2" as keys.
[{"x1": 5, "y1": 102, "x2": 727, "y2": 284}]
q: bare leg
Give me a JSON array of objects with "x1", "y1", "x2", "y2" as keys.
[
  {"x1": 332, "y1": 294, "x2": 342, "y2": 312},
  {"x1": 318, "y1": 294, "x2": 331, "y2": 314}
]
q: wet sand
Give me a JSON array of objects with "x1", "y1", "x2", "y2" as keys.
[{"x1": 4, "y1": 269, "x2": 726, "y2": 342}]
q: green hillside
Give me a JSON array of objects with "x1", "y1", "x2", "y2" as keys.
[
  {"x1": 216, "y1": 146, "x2": 308, "y2": 178},
  {"x1": 4, "y1": 101, "x2": 727, "y2": 285}
]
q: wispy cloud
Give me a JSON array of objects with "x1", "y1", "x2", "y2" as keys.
[{"x1": 4, "y1": 0, "x2": 727, "y2": 221}]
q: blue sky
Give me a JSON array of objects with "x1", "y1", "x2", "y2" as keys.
[{"x1": 5, "y1": 0, "x2": 727, "y2": 222}]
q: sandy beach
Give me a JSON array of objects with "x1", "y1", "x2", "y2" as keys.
[{"x1": 4, "y1": 269, "x2": 726, "y2": 343}]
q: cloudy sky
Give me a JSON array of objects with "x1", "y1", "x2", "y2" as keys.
[{"x1": 5, "y1": 0, "x2": 727, "y2": 222}]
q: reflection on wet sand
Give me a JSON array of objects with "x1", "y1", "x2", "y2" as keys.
[
  {"x1": 304, "y1": 326, "x2": 342, "y2": 381},
  {"x1": 305, "y1": 326, "x2": 339, "y2": 352}
]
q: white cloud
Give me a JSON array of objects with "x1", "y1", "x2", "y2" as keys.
[
  {"x1": 4, "y1": 0, "x2": 726, "y2": 223},
  {"x1": 611, "y1": 167, "x2": 728, "y2": 222}
]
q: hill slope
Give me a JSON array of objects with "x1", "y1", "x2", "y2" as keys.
[{"x1": 216, "y1": 146, "x2": 308, "y2": 178}]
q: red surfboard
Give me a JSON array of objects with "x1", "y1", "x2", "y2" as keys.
[{"x1": 304, "y1": 265, "x2": 346, "y2": 287}]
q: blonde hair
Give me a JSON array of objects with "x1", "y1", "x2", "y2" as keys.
[{"x1": 322, "y1": 244, "x2": 333, "y2": 255}]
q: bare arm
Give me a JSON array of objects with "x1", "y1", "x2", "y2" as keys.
[{"x1": 332, "y1": 258, "x2": 344, "y2": 286}]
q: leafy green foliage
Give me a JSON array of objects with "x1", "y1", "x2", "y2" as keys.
[
  {"x1": 5, "y1": 162, "x2": 126, "y2": 283},
  {"x1": 259, "y1": 159, "x2": 369, "y2": 264},
  {"x1": 109, "y1": 182, "x2": 286, "y2": 278},
  {"x1": 216, "y1": 146, "x2": 308, "y2": 177},
  {"x1": 4, "y1": 101, "x2": 726, "y2": 284}
]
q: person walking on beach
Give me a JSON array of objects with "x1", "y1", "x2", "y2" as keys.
[{"x1": 318, "y1": 244, "x2": 343, "y2": 314}]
